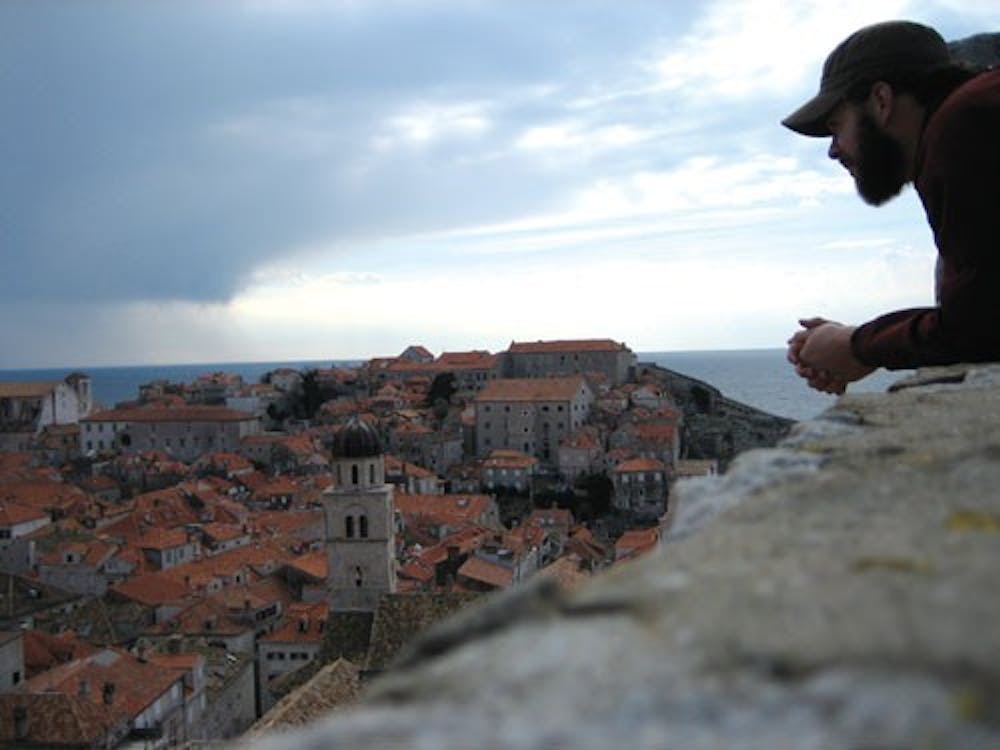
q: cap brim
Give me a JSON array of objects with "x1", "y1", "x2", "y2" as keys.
[{"x1": 781, "y1": 90, "x2": 840, "y2": 137}]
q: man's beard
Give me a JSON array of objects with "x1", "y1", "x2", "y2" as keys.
[{"x1": 854, "y1": 112, "x2": 908, "y2": 206}]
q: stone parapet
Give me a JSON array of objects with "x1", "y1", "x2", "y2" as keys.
[{"x1": 248, "y1": 363, "x2": 1000, "y2": 749}]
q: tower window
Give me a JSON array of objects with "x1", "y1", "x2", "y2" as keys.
[
  {"x1": 351, "y1": 464, "x2": 359, "y2": 485},
  {"x1": 345, "y1": 516, "x2": 354, "y2": 538},
  {"x1": 369, "y1": 463, "x2": 375, "y2": 484},
  {"x1": 355, "y1": 566, "x2": 364, "y2": 587},
  {"x1": 359, "y1": 515, "x2": 369, "y2": 538}
]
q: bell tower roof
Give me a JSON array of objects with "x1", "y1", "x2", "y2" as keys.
[{"x1": 332, "y1": 416, "x2": 382, "y2": 459}]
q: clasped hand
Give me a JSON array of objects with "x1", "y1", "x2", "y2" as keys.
[{"x1": 787, "y1": 318, "x2": 875, "y2": 395}]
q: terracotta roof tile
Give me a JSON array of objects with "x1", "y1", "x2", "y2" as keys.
[
  {"x1": 0, "y1": 692, "x2": 127, "y2": 746},
  {"x1": 395, "y1": 493, "x2": 494, "y2": 528},
  {"x1": 0, "y1": 501, "x2": 48, "y2": 527},
  {"x1": 0, "y1": 381, "x2": 61, "y2": 398},
  {"x1": 457, "y1": 556, "x2": 513, "y2": 589},
  {"x1": 284, "y1": 550, "x2": 328, "y2": 581},
  {"x1": 476, "y1": 376, "x2": 589, "y2": 403},
  {"x1": 508, "y1": 339, "x2": 626, "y2": 354},
  {"x1": 614, "y1": 458, "x2": 667, "y2": 473},
  {"x1": 615, "y1": 527, "x2": 660, "y2": 559}
]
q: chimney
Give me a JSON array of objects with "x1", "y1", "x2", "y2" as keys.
[{"x1": 102, "y1": 682, "x2": 116, "y2": 706}]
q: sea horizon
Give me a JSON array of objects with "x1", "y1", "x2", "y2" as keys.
[{"x1": 0, "y1": 348, "x2": 908, "y2": 423}]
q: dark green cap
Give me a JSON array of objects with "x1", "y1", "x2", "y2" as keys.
[{"x1": 782, "y1": 20, "x2": 950, "y2": 137}]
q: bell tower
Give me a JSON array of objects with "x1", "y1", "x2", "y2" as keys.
[{"x1": 323, "y1": 417, "x2": 396, "y2": 611}]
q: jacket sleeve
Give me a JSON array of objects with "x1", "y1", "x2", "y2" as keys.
[{"x1": 850, "y1": 74, "x2": 1000, "y2": 370}]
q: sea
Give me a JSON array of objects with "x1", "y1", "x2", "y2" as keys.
[{"x1": 0, "y1": 349, "x2": 909, "y2": 423}]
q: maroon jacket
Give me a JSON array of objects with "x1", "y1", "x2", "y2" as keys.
[{"x1": 851, "y1": 70, "x2": 1000, "y2": 369}]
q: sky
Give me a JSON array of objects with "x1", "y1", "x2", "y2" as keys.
[{"x1": 1, "y1": 0, "x2": 995, "y2": 368}]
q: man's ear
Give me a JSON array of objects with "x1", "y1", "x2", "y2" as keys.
[{"x1": 867, "y1": 81, "x2": 895, "y2": 127}]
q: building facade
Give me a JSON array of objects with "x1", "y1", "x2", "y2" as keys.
[
  {"x1": 474, "y1": 376, "x2": 594, "y2": 464},
  {"x1": 80, "y1": 406, "x2": 260, "y2": 461},
  {"x1": 0, "y1": 375, "x2": 92, "y2": 452},
  {"x1": 504, "y1": 339, "x2": 635, "y2": 386},
  {"x1": 611, "y1": 458, "x2": 669, "y2": 521}
]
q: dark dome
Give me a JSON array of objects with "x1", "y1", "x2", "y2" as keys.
[{"x1": 332, "y1": 417, "x2": 382, "y2": 458}]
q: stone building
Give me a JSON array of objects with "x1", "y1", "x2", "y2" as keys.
[
  {"x1": 257, "y1": 602, "x2": 328, "y2": 715},
  {"x1": 80, "y1": 405, "x2": 260, "y2": 461},
  {"x1": 504, "y1": 339, "x2": 635, "y2": 386},
  {"x1": 0, "y1": 374, "x2": 92, "y2": 452},
  {"x1": 611, "y1": 457, "x2": 669, "y2": 521},
  {"x1": 474, "y1": 376, "x2": 594, "y2": 464},
  {"x1": 323, "y1": 418, "x2": 397, "y2": 612}
]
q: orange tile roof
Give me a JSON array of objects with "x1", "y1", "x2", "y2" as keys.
[
  {"x1": 83, "y1": 405, "x2": 256, "y2": 423},
  {"x1": 484, "y1": 450, "x2": 538, "y2": 470},
  {"x1": 0, "y1": 381, "x2": 62, "y2": 398},
  {"x1": 614, "y1": 457, "x2": 667, "y2": 473},
  {"x1": 112, "y1": 573, "x2": 191, "y2": 607},
  {"x1": 385, "y1": 455, "x2": 436, "y2": 479},
  {"x1": 22, "y1": 629, "x2": 96, "y2": 679},
  {"x1": 24, "y1": 647, "x2": 182, "y2": 719},
  {"x1": 260, "y1": 601, "x2": 328, "y2": 644},
  {"x1": 137, "y1": 528, "x2": 191, "y2": 551},
  {"x1": 528, "y1": 508, "x2": 574, "y2": 528},
  {"x1": 395, "y1": 493, "x2": 494, "y2": 527},
  {"x1": 457, "y1": 556, "x2": 513, "y2": 589},
  {"x1": 0, "y1": 479, "x2": 91, "y2": 511},
  {"x1": 476, "y1": 376, "x2": 588, "y2": 403},
  {"x1": 615, "y1": 527, "x2": 660, "y2": 558},
  {"x1": 201, "y1": 523, "x2": 248, "y2": 543},
  {"x1": 536, "y1": 556, "x2": 590, "y2": 590},
  {"x1": 0, "y1": 501, "x2": 48, "y2": 527},
  {"x1": 398, "y1": 558, "x2": 435, "y2": 583},
  {"x1": 0, "y1": 692, "x2": 127, "y2": 746},
  {"x1": 147, "y1": 652, "x2": 204, "y2": 673},
  {"x1": 151, "y1": 597, "x2": 248, "y2": 637},
  {"x1": 508, "y1": 339, "x2": 626, "y2": 354},
  {"x1": 436, "y1": 351, "x2": 498, "y2": 369},
  {"x1": 250, "y1": 509, "x2": 323, "y2": 537},
  {"x1": 284, "y1": 550, "x2": 328, "y2": 581}
]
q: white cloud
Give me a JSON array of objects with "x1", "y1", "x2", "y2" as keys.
[
  {"x1": 651, "y1": 0, "x2": 911, "y2": 98},
  {"x1": 373, "y1": 101, "x2": 492, "y2": 151}
]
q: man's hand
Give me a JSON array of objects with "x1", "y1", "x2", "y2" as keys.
[{"x1": 787, "y1": 317, "x2": 875, "y2": 394}]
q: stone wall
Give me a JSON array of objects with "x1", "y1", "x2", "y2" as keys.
[{"x1": 247, "y1": 364, "x2": 1000, "y2": 749}]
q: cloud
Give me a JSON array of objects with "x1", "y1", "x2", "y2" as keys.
[{"x1": 651, "y1": 0, "x2": 910, "y2": 98}]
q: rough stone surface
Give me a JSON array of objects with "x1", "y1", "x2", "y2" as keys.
[{"x1": 247, "y1": 364, "x2": 1000, "y2": 750}]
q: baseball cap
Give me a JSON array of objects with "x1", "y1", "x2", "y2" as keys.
[{"x1": 782, "y1": 20, "x2": 950, "y2": 137}]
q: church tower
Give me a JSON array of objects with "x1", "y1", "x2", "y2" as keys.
[{"x1": 323, "y1": 417, "x2": 397, "y2": 611}]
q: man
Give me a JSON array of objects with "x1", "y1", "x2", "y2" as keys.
[{"x1": 782, "y1": 20, "x2": 1000, "y2": 394}]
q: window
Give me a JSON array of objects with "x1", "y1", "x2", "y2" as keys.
[
  {"x1": 359, "y1": 516, "x2": 369, "y2": 538},
  {"x1": 345, "y1": 516, "x2": 355, "y2": 538},
  {"x1": 369, "y1": 463, "x2": 375, "y2": 483},
  {"x1": 351, "y1": 465, "x2": 359, "y2": 484}
]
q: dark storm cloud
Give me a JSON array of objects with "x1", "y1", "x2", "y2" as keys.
[{"x1": 1, "y1": 0, "x2": 691, "y2": 304}]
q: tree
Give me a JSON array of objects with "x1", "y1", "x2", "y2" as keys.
[{"x1": 426, "y1": 372, "x2": 457, "y2": 406}]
